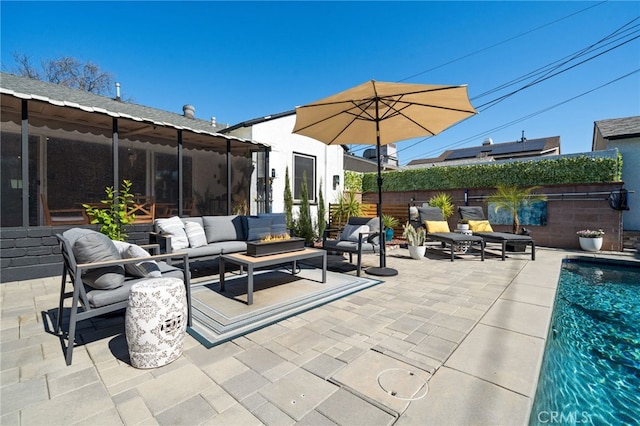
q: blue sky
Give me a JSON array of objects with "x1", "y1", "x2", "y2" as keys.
[{"x1": 2, "y1": 1, "x2": 639, "y2": 165}]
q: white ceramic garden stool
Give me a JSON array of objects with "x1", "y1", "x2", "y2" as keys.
[{"x1": 125, "y1": 277, "x2": 187, "y2": 369}]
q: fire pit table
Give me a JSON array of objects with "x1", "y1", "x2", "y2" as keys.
[{"x1": 219, "y1": 248, "x2": 327, "y2": 305}]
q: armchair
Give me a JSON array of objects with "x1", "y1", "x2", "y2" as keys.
[{"x1": 322, "y1": 217, "x2": 380, "y2": 277}]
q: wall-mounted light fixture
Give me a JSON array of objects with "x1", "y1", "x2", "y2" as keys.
[
  {"x1": 333, "y1": 175, "x2": 340, "y2": 190},
  {"x1": 271, "y1": 168, "x2": 277, "y2": 178}
]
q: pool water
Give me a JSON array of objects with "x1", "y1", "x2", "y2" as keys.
[{"x1": 530, "y1": 259, "x2": 640, "y2": 425}]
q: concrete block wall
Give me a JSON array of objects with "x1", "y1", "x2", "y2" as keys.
[
  {"x1": 1, "y1": 224, "x2": 153, "y2": 283},
  {"x1": 366, "y1": 182, "x2": 624, "y2": 252}
]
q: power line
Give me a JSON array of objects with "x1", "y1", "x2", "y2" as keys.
[
  {"x1": 397, "y1": 1, "x2": 609, "y2": 83},
  {"x1": 401, "y1": 69, "x2": 640, "y2": 164}
]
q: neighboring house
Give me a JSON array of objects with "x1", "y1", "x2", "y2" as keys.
[
  {"x1": 221, "y1": 111, "x2": 345, "y2": 221},
  {"x1": 0, "y1": 72, "x2": 269, "y2": 228},
  {"x1": 344, "y1": 149, "x2": 400, "y2": 173},
  {"x1": 593, "y1": 116, "x2": 640, "y2": 231},
  {"x1": 406, "y1": 135, "x2": 561, "y2": 167}
]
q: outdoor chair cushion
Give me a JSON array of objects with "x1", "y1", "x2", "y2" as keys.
[
  {"x1": 68, "y1": 229, "x2": 125, "y2": 290},
  {"x1": 469, "y1": 220, "x2": 494, "y2": 232},
  {"x1": 425, "y1": 220, "x2": 450, "y2": 233},
  {"x1": 184, "y1": 221, "x2": 207, "y2": 248},
  {"x1": 458, "y1": 206, "x2": 486, "y2": 221},
  {"x1": 112, "y1": 241, "x2": 162, "y2": 278},
  {"x1": 155, "y1": 216, "x2": 189, "y2": 250},
  {"x1": 340, "y1": 224, "x2": 370, "y2": 242},
  {"x1": 323, "y1": 239, "x2": 378, "y2": 253}
]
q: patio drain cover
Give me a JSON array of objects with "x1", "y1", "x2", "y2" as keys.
[{"x1": 377, "y1": 368, "x2": 429, "y2": 401}]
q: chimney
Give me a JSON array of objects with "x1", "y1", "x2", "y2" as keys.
[
  {"x1": 482, "y1": 137, "x2": 493, "y2": 146},
  {"x1": 211, "y1": 116, "x2": 217, "y2": 127},
  {"x1": 183, "y1": 104, "x2": 195, "y2": 119},
  {"x1": 115, "y1": 82, "x2": 121, "y2": 101}
]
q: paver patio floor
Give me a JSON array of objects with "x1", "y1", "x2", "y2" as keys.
[{"x1": 1, "y1": 246, "x2": 636, "y2": 425}]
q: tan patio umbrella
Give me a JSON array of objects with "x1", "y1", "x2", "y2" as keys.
[{"x1": 293, "y1": 80, "x2": 477, "y2": 276}]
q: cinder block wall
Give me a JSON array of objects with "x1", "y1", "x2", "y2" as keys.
[
  {"x1": 1, "y1": 224, "x2": 153, "y2": 283},
  {"x1": 365, "y1": 182, "x2": 624, "y2": 252}
]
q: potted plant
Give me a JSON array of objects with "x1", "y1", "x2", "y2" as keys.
[
  {"x1": 485, "y1": 185, "x2": 547, "y2": 235},
  {"x1": 428, "y1": 193, "x2": 455, "y2": 221},
  {"x1": 457, "y1": 218, "x2": 469, "y2": 231},
  {"x1": 402, "y1": 222, "x2": 427, "y2": 259},
  {"x1": 83, "y1": 179, "x2": 135, "y2": 241},
  {"x1": 382, "y1": 214, "x2": 399, "y2": 242},
  {"x1": 576, "y1": 229, "x2": 605, "y2": 252}
]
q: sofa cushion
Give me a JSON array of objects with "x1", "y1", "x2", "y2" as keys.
[
  {"x1": 247, "y1": 217, "x2": 272, "y2": 241},
  {"x1": 112, "y1": 241, "x2": 161, "y2": 278},
  {"x1": 184, "y1": 221, "x2": 207, "y2": 248},
  {"x1": 155, "y1": 216, "x2": 189, "y2": 250},
  {"x1": 258, "y1": 213, "x2": 288, "y2": 237},
  {"x1": 72, "y1": 231, "x2": 125, "y2": 290},
  {"x1": 202, "y1": 215, "x2": 245, "y2": 243},
  {"x1": 182, "y1": 244, "x2": 223, "y2": 258}
]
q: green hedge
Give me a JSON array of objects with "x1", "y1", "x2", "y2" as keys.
[{"x1": 360, "y1": 154, "x2": 622, "y2": 193}]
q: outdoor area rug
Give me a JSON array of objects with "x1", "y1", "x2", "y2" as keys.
[{"x1": 188, "y1": 266, "x2": 382, "y2": 348}]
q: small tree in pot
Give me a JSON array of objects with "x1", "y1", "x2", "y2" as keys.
[{"x1": 485, "y1": 185, "x2": 547, "y2": 234}]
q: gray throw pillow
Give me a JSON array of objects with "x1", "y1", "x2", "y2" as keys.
[
  {"x1": 72, "y1": 231, "x2": 124, "y2": 290},
  {"x1": 340, "y1": 224, "x2": 370, "y2": 242},
  {"x1": 247, "y1": 217, "x2": 272, "y2": 241},
  {"x1": 112, "y1": 241, "x2": 161, "y2": 278}
]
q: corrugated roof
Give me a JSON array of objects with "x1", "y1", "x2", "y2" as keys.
[
  {"x1": 595, "y1": 116, "x2": 640, "y2": 139},
  {"x1": 0, "y1": 72, "x2": 266, "y2": 147}
]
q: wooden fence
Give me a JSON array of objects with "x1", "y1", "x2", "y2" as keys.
[{"x1": 328, "y1": 203, "x2": 409, "y2": 238}]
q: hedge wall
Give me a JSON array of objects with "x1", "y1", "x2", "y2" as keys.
[{"x1": 357, "y1": 154, "x2": 622, "y2": 193}]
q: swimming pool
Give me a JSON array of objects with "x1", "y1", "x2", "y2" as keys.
[{"x1": 530, "y1": 257, "x2": 640, "y2": 425}]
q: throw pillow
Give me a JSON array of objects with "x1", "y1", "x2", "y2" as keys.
[
  {"x1": 155, "y1": 216, "x2": 189, "y2": 250},
  {"x1": 112, "y1": 241, "x2": 161, "y2": 278},
  {"x1": 258, "y1": 213, "x2": 288, "y2": 237},
  {"x1": 72, "y1": 231, "x2": 124, "y2": 290},
  {"x1": 340, "y1": 224, "x2": 370, "y2": 242},
  {"x1": 185, "y1": 221, "x2": 207, "y2": 248},
  {"x1": 469, "y1": 220, "x2": 494, "y2": 232},
  {"x1": 425, "y1": 220, "x2": 451, "y2": 233},
  {"x1": 247, "y1": 217, "x2": 272, "y2": 241}
]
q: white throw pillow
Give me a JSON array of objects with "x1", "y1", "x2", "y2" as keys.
[
  {"x1": 112, "y1": 241, "x2": 161, "y2": 278},
  {"x1": 155, "y1": 216, "x2": 189, "y2": 250},
  {"x1": 340, "y1": 224, "x2": 370, "y2": 242},
  {"x1": 185, "y1": 221, "x2": 207, "y2": 248}
]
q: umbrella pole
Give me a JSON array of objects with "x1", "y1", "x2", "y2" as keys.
[{"x1": 366, "y1": 103, "x2": 398, "y2": 277}]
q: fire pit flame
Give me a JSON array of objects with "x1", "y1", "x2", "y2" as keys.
[{"x1": 260, "y1": 234, "x2": 291, "y2": 242}]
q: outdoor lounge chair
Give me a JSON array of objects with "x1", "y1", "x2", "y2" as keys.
[
  {"x1": 55, "y1": 228, "x2": 190, "y2": 365},
  {"x1": 458, "y1": 206, "x2": 535, "y2": 261},
  {"x1": 417, "y1": 206, "x2": 485, "y2": 262},
  {"x1": 322, "y1": 217, "x2": 380, "y2": 276}
]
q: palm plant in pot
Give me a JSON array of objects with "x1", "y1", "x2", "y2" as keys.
[
  {"x1": 402, "y1": 222, "x2": 427, "y2": 260},
  {"x1": 382, "y1": 214, "x2": 399, "y2": 242}
]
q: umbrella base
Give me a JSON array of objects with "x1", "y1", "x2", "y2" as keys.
[{"x1": 365, "y1": 267, "x2": 398, "y2": 277}]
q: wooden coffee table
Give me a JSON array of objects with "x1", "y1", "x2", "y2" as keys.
[{"x1": 219, "y1": 248, "x2": 327, "y2": 305}]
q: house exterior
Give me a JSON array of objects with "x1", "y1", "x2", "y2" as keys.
[
  {"x1": 406, "y1": 135, "x2": 561, "y2": 167},
  {"x1": 221, "y1": 111, "x2": 345, "y2": 221},
  {"x1": 593, "y1": 116, "x2": 640, "y2": 231},
  {"x1": 0, "y1": 72, "x2": 271, "y2": 281}
]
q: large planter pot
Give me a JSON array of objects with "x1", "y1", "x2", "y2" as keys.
[
  {"x1": 579, "y1": 237, "x2": 603, "y2": 252},
  {"x1": 385, "y1": 228, "x2": 394, "y2": 242},
  {"x1": 408, "y1": 245, "x2": 427, "y2": 260}
]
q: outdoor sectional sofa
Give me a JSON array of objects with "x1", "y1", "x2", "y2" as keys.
[{"x1": 149, "y1": 213, "x2": 288, "y2": 268}]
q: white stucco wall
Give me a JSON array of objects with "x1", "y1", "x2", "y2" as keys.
[
  {"x1": 610, "y1": 138, "x2": 640, "y2": 231},
  {"x1": 234, "y1": 114, "x2": 344, "y2": 223}
]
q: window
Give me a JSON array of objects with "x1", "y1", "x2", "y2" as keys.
[{"x1": 293, "y1": 153, "x2": 315, "y2": 202}]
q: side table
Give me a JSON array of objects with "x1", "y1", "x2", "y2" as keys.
[{"x1": 454, "y1": 229, "x2": 473, "y2": 252}]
